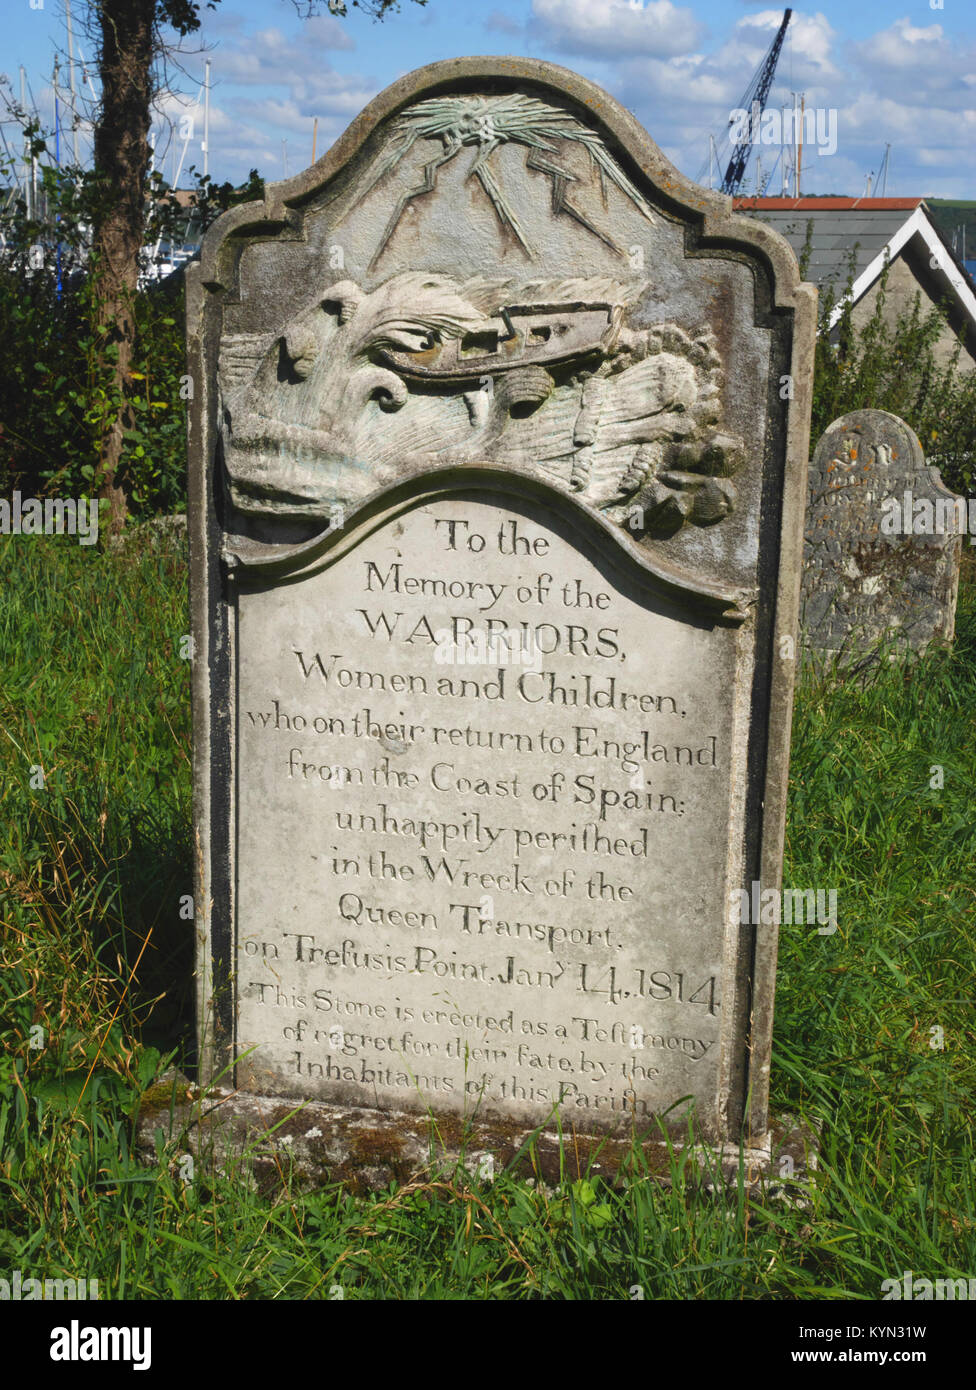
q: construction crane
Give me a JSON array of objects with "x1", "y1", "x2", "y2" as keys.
[{"x1": 714, "y1": 8, "x2": 792, "y2": 197}]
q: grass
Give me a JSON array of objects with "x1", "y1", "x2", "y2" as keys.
[{"x1": 1, "y1": 528, "x2": 974, "y2": 1300}]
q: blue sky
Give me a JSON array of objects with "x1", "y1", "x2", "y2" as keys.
[{"x1": 4, "y1": 0, "x2": 975, "y2": 198}]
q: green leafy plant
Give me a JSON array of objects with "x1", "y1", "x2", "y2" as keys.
[
  {"x1": 801, "y1": 224, "x2": 976, "y2": 496},
  {"x1": 0, "y1": 124, "x2": 264, "y2": 519}
]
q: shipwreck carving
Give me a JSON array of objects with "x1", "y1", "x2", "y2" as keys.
[{"x1": 218, "y1": 271, "x2": 742, "y2": 533}]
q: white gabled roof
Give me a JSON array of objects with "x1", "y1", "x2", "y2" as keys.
[{"x1": 827, "y1": 205, "x2": 976, "y2": 333}]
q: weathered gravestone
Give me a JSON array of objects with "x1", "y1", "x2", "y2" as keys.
[
  {"x1": 185, "y1": 58, "x2": 816, "y2": 1182},
  {"x1": 801, "y1": 409, "x2": 963, "y2": 665}
]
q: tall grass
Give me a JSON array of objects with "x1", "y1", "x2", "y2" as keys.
[{"x1": 1, "y1": 532, "x2": 973, "y2": 1299}]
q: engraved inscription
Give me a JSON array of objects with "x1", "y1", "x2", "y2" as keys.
[
  {"x1": 233, "y1": 496, "x2": 740, "y2": 1132},
  {"x1": 801, "y1": 410, "x2": 962, "y2": 659}
]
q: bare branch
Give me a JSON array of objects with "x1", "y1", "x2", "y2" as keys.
[{"x1": 288, "y1": 0, "x2": 428, "y2": 20}]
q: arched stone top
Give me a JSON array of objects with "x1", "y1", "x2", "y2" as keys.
[{"x1": 195, "y1": 55, "x2": 812, "y2": 317}]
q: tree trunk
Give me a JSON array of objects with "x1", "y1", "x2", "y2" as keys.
[{"x1": 91, "y1": 0, "x2": 155, "y2": 535}]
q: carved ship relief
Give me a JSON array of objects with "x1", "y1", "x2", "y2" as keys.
[
  {"x1": 216, "y1": 94, "x2": 743, "y2": 539},
  {"x1": 219, "y1": 273, "x2": 742, "y2": 536}
]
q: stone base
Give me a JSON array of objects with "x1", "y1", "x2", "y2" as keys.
[{"x1": 136, "y1": 1073, "x2": 818, "y2": 1199}]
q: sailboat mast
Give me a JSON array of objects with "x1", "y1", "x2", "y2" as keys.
[
  {"x1": 65, "y1": 0, "x2": 81, "y2": 165},
  {"x1": 204, "y1": 59, "x2": 210, "y2": 179}
]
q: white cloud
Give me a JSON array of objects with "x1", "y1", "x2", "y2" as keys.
[
  {"x1": 606, "y1": 8, "x2": 838, "y2": 157},
  {"x1": 720, "y1": 9, "x2": 839, "y2": 88},
  {"x1": 855, "y1": 17, "x2": 949, "y2": 72},
  {"x1": 158, "y1": 3, "x2": 975, "y2": 200},
  {"x1": 531, "y1": 0, "x2": 705, "y2": 60},
  {"x1": 218, "y1": 21, "x2": 354, "y2": 88},
  {"x1": 149, "y1": 49, "x2": 376, "y2": 186},
  {"x1": 850, "y1": 17, "x2": 976, "y2": 109},
  {"x1": 556, "y1": 6, "x2": 974, "y2": 197},
  {"x1": 838, "y1": 91, "x2": 972, "y2": 146},
  {"x1": 166, "y1": 12, "x2": 378, "y2": 182}
]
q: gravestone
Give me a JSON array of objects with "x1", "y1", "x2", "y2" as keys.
[
  {"x1": 801, "y1": 409, "x2": 963, "y2": 664},
  {"x1": 186, "y1": 57, "x2": 816, "y2": 1176}
]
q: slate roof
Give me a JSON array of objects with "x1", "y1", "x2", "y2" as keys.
[{"x1": 733, "y1": 197, "x2": 924, "y2": 294}]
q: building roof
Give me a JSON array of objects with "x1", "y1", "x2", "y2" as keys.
[
  {"x1": 733, "y1": 196, "x2": 976, "y2": 344},
  {"x1": 164, "y1": 188, "x2": 199, "y2": 210},
  {"x1": 732, "y1": 198, "x2": 924, "y2": 295}
]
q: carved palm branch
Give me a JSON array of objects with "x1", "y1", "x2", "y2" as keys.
[{"x1": 349, "y1": 94, "x2": 656, "y2": 264}]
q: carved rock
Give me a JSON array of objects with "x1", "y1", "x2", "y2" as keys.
[{"x1": 220, "y1": 272, "x2": 741, "y2": 531}]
